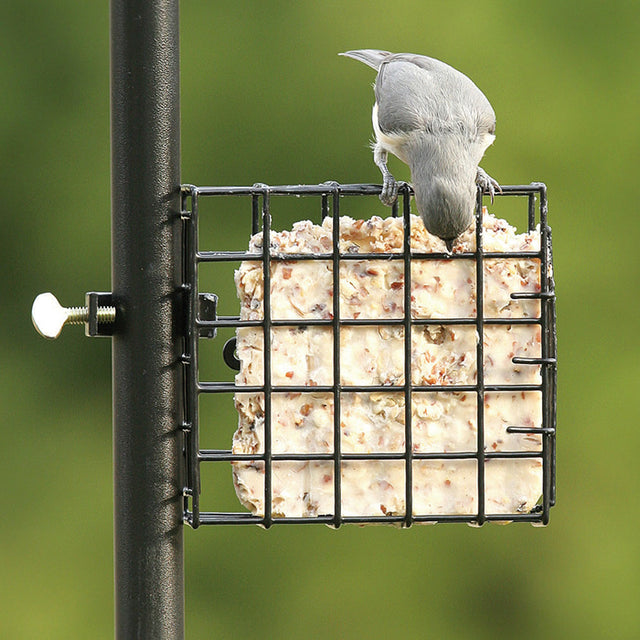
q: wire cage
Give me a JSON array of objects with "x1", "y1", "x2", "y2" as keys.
[{"x1": 179, "y1": 181, "x2": 556, "y2": 529}]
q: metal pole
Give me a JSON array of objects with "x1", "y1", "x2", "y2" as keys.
[{"x1": 110, "y1": 1, "x2": 183, "y2": 638}]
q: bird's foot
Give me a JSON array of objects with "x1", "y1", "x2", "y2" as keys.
[
  {"x1": 379, "y1": 173, "x2": 398, "y2": 206},
  {"x1": 476, "y1": 168, "x2": 502, "y2": 204}
]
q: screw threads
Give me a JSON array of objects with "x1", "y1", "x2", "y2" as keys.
[
  {"x1": 96, "y1": 306, "x2": 117, "y2": 324},
  {"x1": 67, "y1": 305, "x2": 116, "y2": 325},
  {"x1": 66, "y1": 306, "x2": 90, "y2": 325}
]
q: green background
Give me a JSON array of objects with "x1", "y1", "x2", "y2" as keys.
[{"x1": 3, "y1": 0, "x2": 639, "y2": 638}]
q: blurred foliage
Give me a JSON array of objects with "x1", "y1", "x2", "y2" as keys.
[{"x1": 2, "y1": 0, "x2": 639, "y2": 637}]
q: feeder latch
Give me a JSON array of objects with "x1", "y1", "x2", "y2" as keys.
[
  {"x1": 31, "y1": 290, "x2": 240, "y2": 370},
  {"x1": 197, "y1": 292, "x2": 240, "y2": 371}
]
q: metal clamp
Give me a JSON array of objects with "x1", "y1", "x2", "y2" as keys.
[{"x1": 31, "y1": 291, "x2": 116, "y2": 339}]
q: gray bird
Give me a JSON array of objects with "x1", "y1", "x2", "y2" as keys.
[{"x1": 340, "y1": 49, "x2": 500, "y2": 250}]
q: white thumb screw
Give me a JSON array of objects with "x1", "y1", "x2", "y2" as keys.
[{"x1": 32, "y1": 292, "x2": 116, "y2": 339}]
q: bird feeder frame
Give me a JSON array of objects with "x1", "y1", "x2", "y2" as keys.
[{"x1": 179, "y1": 182, "x2": 556, "y2": 529}]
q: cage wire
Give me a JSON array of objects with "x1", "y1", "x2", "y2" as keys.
[{"x1": 180, "y1": 181, "x2": 556, "y2": 529}]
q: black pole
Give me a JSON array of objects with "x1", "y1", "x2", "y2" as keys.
[{"x1": 110, "y1": 1, "x2": 183, "y2": 638}]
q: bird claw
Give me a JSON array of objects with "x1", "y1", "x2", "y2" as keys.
[
  {"x1": 476, "y1": 168, "x2": 501, "y2": 204},
  {"x1": 380, "y1": 174, "x2": 399, "y2": 206}
]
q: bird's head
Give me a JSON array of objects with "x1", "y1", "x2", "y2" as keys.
[{"x1": 413, "y1": 174, "x2": 476, "y2": 247}]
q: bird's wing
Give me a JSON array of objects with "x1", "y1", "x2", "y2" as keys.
[{"x1": 375, "y1": 53, "x2": 495, "y2": 140}]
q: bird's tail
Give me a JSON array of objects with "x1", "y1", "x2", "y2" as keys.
[{"x1": 339, "y1": 49, "x2": 393, "y2": 70}]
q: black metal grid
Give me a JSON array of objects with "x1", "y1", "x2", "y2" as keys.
[{"x1": 180, "y1": 182, "x2": 556, "y2": 528}]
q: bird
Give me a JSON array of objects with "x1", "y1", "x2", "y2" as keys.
[{"x1": 340, "y1": 49, "x2": 500, "y2": 250}]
